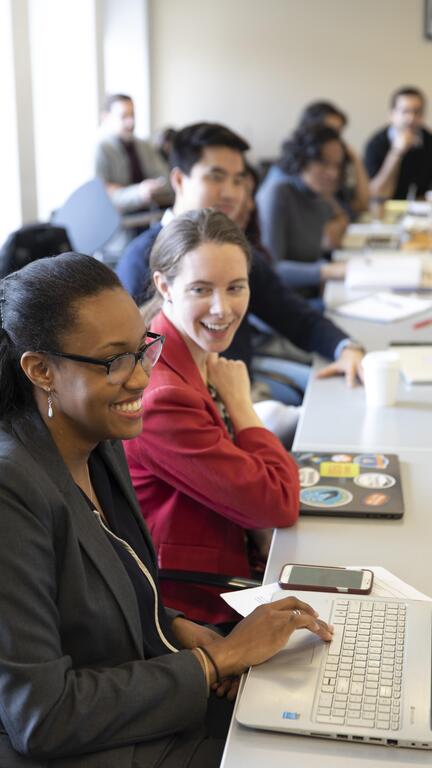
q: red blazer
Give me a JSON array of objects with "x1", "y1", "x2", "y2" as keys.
[{"x1": 125, "y1": 312, "x2": 300, "y2": 623}]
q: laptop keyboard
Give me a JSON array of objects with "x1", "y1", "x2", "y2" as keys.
[{"x1": 315, "y1": 599, "x2": 406, "y2": 731}]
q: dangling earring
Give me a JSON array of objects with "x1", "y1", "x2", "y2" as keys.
[{"x1": 47, "y1": 390, "x2": 53, "y2": 419}]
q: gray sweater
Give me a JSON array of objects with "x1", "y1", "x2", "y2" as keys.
[{"x1": 257, "y1": 166, "x2": 332, "y2": 288}]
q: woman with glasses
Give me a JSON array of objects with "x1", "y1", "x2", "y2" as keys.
[
  {"x1": 0, "y1": 251, "x2": 332, "y2": 767},
  {"x1": 125, "y1": 209, "x2": 301, "y2": 627}
]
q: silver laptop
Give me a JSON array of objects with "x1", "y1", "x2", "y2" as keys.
[{"x1": 236, "y1": 592, "x2": 432, "y2": 750}]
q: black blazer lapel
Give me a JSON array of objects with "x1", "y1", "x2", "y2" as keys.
[
  {"x1": 12, "y1": 413, "x2": 144, "y2": 658},
  {"x1": 98, "y1": 440, "x2": 159, "y2": 569}
]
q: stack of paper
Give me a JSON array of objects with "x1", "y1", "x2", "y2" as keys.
[
  {"x1": 342, "y1": 223, "x2": 402, "y2": 250},
  {"x1": 345, "y1": 255, "x2": 422, "y2": 290},
  {"x1": 334, "y1": 291, "x2": 432, "y2": 322}
]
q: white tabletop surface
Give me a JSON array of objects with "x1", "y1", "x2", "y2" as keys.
[
  {"x1": 221, "y1": 297, "x2": 432, "y2": 766},
  {"x1": 221, "y1": 447, "x2": 432, "y2": 766}
]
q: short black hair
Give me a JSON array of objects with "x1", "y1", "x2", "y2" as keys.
[
  {"x1": 390, "y1": 86, "x2": 425, "y2": 110},
  {"x1": 298, "y1": 101, "x2": 347, "y2": 131},
  {"x1": 170, "y1": 122, "x2": 250, "y2": 174},
  {"x1": 104, "y1": 93, "x2": 133, "y2": 112},
  {"x1": 279, "y1": 125, "x2": 345, "y2": 175}
]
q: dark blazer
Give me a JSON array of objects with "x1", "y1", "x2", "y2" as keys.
[
  {"x1": 116, "y1": 223, "x2": 346, "y2": 369},
  {"x1": 0, "y1": 412, "x2": 207, "y2": 767}
]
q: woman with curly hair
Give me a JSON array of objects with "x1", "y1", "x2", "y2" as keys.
[
  {"x1": 298, "y1": 100, "x2": 369, "y2": 215},
  {"x1": 256, "y1": 125, "x2": 349, "y2": 297}
]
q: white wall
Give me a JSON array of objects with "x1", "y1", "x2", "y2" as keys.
[
  {"x1": 103, "y1": 0, "x2": 151, "y2": 137},
  {"x1": 150, "y1": 0, "x2": 432, "y2": 158}
]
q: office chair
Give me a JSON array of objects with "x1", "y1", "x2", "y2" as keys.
[
  {"x1": 0, "y1": 223, "x2": 72, "y2": 278},
  {"x1": 52, "y1": 177, "x2": 121, "y2": 257},
  {"x1": 158, "y1": 570, "x2": 260, "y2": 590}
]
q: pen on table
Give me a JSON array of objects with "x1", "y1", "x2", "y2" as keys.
[{"x1": 412, "y1": 317, "x2": 432, "y2": 330}]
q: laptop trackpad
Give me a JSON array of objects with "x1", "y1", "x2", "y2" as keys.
[
  {"x1": 281, "y1": 629, "x2": 325, "y2": 667},
  {"x1": 242, "y1": 631, "x2": 326, "y2": 717}
]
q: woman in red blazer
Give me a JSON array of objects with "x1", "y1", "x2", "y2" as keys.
[{"x1": 125, "y1": 209, "x2": 300, "y2": 624}]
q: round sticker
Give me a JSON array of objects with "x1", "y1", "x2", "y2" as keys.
[
  {"x1": 300, "y1": 486, "x2": 353, "y2": 509},
  {"x1": 299, "y1": 467, "x2": 320, "y2": 487},
  {"x1": 354, "y1": 454, "x2": 389, "y2": 469},
  {"x1": 363, "y1": 493, "x2": 391, "y2": 507},
  {"x1": 331, "y1": 454, "x2": 353, "y2": 463},
  {"x1": 309, "y1": 455, "x2": 329, "y2": 465},
  {"x1": 354, "y1": 473, "x2": 396, "y2": 489},
  {"x1": 295, "y1": 452, "x2": 314, "y2": 463}
]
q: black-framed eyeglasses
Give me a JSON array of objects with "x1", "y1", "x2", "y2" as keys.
[{"x1": 39, "y1": 332, "x2": 165, "y2": 384}]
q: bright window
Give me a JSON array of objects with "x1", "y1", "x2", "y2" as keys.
[
  {"x1": 28, "y1": 0, "x2": 99, "y2": 220},
  {"x1": 0, "y1": 0, "x2": 21, "y2": 245}
]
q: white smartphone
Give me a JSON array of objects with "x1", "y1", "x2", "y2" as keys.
[{"x1": 279, "y1": 563, "x2": 374, "y2": 594}]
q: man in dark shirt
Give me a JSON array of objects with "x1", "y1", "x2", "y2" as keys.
[
  {"x1": 116, "y1": 122, "x2": 364, "y2": 395},
  {"x1": 364, "y1": 86, "x2": 432, "y2": 200}
]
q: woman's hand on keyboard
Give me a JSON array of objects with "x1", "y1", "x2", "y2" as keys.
[{"x1": 203, "y1": 596, "x2": 333, "y2": 681}]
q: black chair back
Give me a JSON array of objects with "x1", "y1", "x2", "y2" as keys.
[{"x1": 0, "y1": 223, "x2": 72, "y2": 278}]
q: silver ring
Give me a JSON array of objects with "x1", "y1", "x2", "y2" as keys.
[{"x1": 292, "y1": 609, "x2": 301, "y2": 616}]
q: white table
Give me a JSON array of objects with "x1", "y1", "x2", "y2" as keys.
[
  {"x1": 222, "y1": 452, "x2": 432, "y2": 766},
  {"x1": 221, "y1": 306, "x2": 432, "y2": 767}
]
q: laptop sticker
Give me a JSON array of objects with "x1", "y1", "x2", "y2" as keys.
[
  {"x1": 300, "y1": 486, "x2": 353, "y2": 508},
  {"x1": 354, "y1": 454, "x2": 389, "y2": 469},
  {"x1": 309, "y1": 455, "x2": 329, "y2": 465},
  {"x1": 320, "y1": 462, "x2": 360, "y2": 478},
  {"x1": 295, "y1": 452, "x2": 314, "y2": 462},
  {"x1": 299, "y1": 467, "x2": 320, "y2": 487},
  {"x1": 354, "y1": 473, "x2": 396, "y2": 489},
  {"x1": 363, "y1": 492, "x2": 391, "y2": 507},
  {"x1": 331, "y1": 454, "x2": 353, "y2": 462}
]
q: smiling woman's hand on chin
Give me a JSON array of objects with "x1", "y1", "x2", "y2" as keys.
[{"x1": 206, "y1": 354, "x2": 264, "y2": 432}]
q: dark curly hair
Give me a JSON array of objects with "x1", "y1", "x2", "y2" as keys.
[
  {"x1": 298, "y1": 101, "x2": 347, "y2": 131},
  {"x1": 278, "y1": 125, "x2": 346, "y2": 175}
]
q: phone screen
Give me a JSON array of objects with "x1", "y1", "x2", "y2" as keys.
[{"x1": 288, "y1": 566, "x2": 363, "y2": 589}]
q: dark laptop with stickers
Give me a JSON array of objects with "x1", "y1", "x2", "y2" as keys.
[{"x1": 293, "y1": 452, "x2": 404, "y2": 519}]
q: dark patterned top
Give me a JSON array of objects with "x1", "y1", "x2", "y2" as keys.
[{"x1": 207, "y1": 383, "x2": 235, "y2": 440}]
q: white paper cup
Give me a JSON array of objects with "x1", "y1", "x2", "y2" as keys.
[{"x1": 362, "y1": 351, "x2": 400, "y2": 408}]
